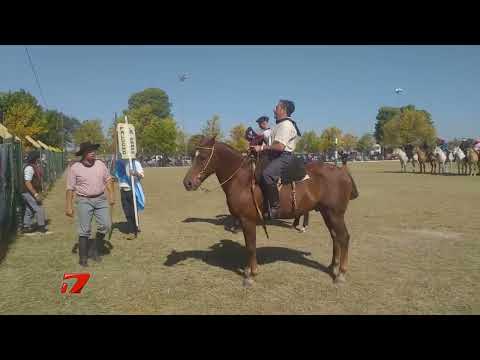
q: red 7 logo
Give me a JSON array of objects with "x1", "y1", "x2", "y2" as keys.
[{"x1": 61, "y1": 273, "x2": 91, "y2": 294}]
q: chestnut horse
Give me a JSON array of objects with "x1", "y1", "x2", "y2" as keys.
[
  {"x1": 413, "y1": 146, "x2": 428, "y2": 174},
  {"x1": 183, "y1": 137, "x2": 359, "y2": 286}
]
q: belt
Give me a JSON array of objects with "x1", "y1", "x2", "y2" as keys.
[{"x1": 77, "y1": 192, "x2": 104, "y2": 198}]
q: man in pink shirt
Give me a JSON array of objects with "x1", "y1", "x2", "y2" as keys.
[{"x1": 66, "y1": 142, "x2": 115, "y2": 267}]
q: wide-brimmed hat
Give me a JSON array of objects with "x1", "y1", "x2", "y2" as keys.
[
  {"x1": 75, "y1": 141, "x2": 100, "y2": 156},
  {"x1": 26, "y1": 150, "x2": 40, "y2": 163}
]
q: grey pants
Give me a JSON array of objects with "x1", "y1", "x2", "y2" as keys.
[
  {"x1": 262, "y1": 152, "x2": 294, "y2": 186},
  {"x1": 22, "y1": 192, "x2": 46, "y2": 228},
  {"x1": 76, "y1": 194, "x2": 111, "y2": 238}
]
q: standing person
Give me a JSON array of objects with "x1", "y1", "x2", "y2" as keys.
[
  {"x1": 251, "y1": 100, "x2": 302, "y2": 219},
  {"x1": 114, "y1": 158, "x2": 145, "y2": 240},
  {"x1": 21, "y1": 150, "x2": 52, "y2": 235},
  {"x1": 66, "y1": 142, "x2": 115, "y2": 267}
]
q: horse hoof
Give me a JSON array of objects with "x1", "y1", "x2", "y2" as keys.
[
  {"x1": 334, "y1": 273, "x2": 346, "y2": 284},
  {"x1": 243, "y1": 278, "x2": 254, "y2": 287}
]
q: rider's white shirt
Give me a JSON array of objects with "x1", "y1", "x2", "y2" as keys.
[{"x1": 271, "y1": 119, "x2": 298, "y2": 152}]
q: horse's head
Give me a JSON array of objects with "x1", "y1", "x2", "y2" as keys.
[{"x1": 183, "y1": 136, "x2": 217, "y2": 191}]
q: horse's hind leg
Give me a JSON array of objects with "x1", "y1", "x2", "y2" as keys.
[
  {"x1": 303, "y1": 211, "x2": 309, "y2": 231},
  {"x1": 320, "y1": 210, "x2": 341, "y2": 281},
  {"x1": 329, "y1": 213, "x2": 350, "y2": 284},
  {"x1": 292, "y1": 216, "x2": 300, "y2": 230}
]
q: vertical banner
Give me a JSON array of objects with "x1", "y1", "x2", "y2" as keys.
[
  {"x1": 116, "y1": 118, "x2": 139, "y2": 231},
  {"x1": 117, "y1": 123, "x2": 137, "y2": 160}
]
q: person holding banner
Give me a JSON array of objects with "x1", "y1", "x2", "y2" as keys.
[
  {"x1": 115, "y1": 158, "x2": 145, "y2": 239},
  {"x1": 115, "y1": 117, "x2": 143, "y2": 240},
  {"x1": 66, "y1": 141, "x2": 115, "y2": 267}
]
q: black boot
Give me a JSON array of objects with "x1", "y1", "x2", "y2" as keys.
[
  {"x1": 265, "y1": 184, "x2": 281, "y2": 219},
  {"x1": 79, "y1": 236, "x2": 89, "y2": 267},
  {"x1": 88, "y1": 236, "x2": 102, "y2": 262}
]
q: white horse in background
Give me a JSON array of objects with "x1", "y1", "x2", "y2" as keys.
[
  {"x1": 452, "y1": 147, "x2": 467, "y2": 175},
  {"x1": 433, "y1": 146, "x2": 447, "y2": 174},
  {"x1": 445, "y1": 151, "x2": 455, "y2": 173},
  {"x1": 411, "y1": 153, "x2": 419, "y2": 172},
  {"x1": 393, "y1": 148, "x2": 409, "y2": 173}
]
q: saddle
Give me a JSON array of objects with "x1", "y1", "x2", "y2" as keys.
[
  {"x1": 251, "y1": 152, "x2": 310, "y2": 216},
  {"x1": 253, "y1": 153, "x2": 309, "y2": 188}
]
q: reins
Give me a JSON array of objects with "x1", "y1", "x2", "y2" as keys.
[{"x1": 194, "y1": 144, "x2": 270, "y2": 239}]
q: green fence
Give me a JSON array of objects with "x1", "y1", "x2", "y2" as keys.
[
  {"x1": 0, "y1": 142, "x2": 66, "y2": 260},
  {"x1": 39, "y1": 149, "x2": 66, "y2": 192}
]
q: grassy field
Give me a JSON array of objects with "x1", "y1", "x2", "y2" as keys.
[{"x1": 1, "y1": 161, "x2": 479, "y2": 314}]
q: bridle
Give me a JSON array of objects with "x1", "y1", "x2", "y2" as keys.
[
  {"x1": 196, "y1": 145, "x2": 216, "y2": 179},
  {"x1": 194, "y1": 143, "x2": 249, "y2": 192}
]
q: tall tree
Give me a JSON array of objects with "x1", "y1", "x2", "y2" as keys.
[
  {"x1": 128, "y1": 88, "x2": 172, "y2": 119},
  {"x1": 142, "y1": 117, "x2": 178, "y2": 156},
  {"x1": 176, "y1": 129, "x2": 188, "y2": 156},
  {"x1": 73, "y1": 120, "x2": 106, "y2": 152},
  {"x1": 0, "y1": 89, "x2": 42, "y2": 114},
  {"x1": 383, "y1": 109, "x2": 437, "y2": 147},
  {"x1": 39, "y1": 109, "x2": 81, "y2": 147},
  {"x1": 341, "y1": 133, "x2": 358, "y2": 152},
  {"x1": 374, "y1": 107, "x2": 400, "y2": 144},
  {"x1": 201, "y1": 114, "x2": 223, "y2": 140},
  {"x1": 227, "y1": 124, "x2": 249, "y2": 152},
  {"x1": 121, "y1": 104, "x2": 158, "y2": 141},
  {"x1": 356, "y1": 133, "x2": 375, "y2": 153},
  {"x1": 4, "y1": 102, "x2": 45, "y2": 146},
  {"x1": 295, "y1": 130, "x2": 320, "y2": 153},
  {"x1": 319, "y1": 127, "x2": 343, "y2": 152},
  {"x1": 374, "y1": 105, "x2": 434, "y2": 145}
]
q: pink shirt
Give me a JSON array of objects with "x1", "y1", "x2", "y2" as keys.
[{"x1": 67, "y1": 160, "x2": 112, "y2": 196}]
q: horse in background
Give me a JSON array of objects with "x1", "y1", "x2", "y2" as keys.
[
  {"x1": 432, "y1": 146, "x2": 447, "y2": 174},
  {"x1": 393, "y1": 148, "x2": 409, "y2": 172},
  {"x1": 445, "y1": 150, "x2": 455, "y2": 173},
  {"x1": 453, "y1": 147, "x2": 468, "y2": 175},
  {"x1": 413, "y1": 146, "x2": 428, "y2": 173},
  {"x1": 466, "y1": 148, "x2": 479, "y2": 176}
]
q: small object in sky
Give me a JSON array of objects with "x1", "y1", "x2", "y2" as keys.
[
  {"x1": 394, "y1": 88, "x2": 404, "y2": 94},
  {"x1": 179, "y1": 73, "x2": 189, "y2": 82}
]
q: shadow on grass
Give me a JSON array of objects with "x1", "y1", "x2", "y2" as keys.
[
  {"x1": 112, "y1": 221, "x2": 131, "y2": 235},
  {"x1": 163, "y1": 239, "x2": 331, "y2": 278},
  {"x1": 379, "y1": 171, "x2": 469, "y2": 176},
  {"x1": 183, "y1": 215, "x2": 295, "y2": 232}
]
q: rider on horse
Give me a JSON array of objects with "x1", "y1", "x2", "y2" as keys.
[
  {"x1": 251, "y1": 100, "x2": 302, "y2": 220},
  {"x1": 245, "y1": 116, "x2": 273, "y2": 147}
]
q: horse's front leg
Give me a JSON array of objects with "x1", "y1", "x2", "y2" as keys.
[{"x1": 240, "y1": 217, "x2": 258, "y2": 287}]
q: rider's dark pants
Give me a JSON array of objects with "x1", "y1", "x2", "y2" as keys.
[{"x1": 262, "y1": 152, "x2": 294, "y2": 186}]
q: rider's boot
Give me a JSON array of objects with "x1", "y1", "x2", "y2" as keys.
[{"x1": 266, "y1": 184, "x2": 281, "y2": 219}]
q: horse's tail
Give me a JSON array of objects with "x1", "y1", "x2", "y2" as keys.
[
  {"x1": 341, "y1": 163, "x2": 359, "y2": 200},
  {"x1": 348, "y1": 172, "x2": 359, "y2": 200}
]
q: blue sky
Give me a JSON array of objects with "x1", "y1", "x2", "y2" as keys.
[{"x1": 1, "y1": 45, "x2": 479, "y2": 140}]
